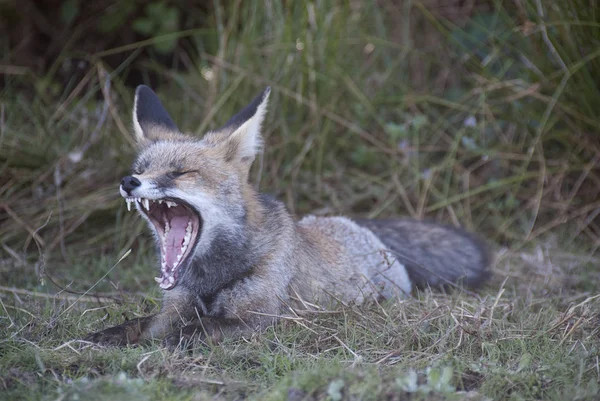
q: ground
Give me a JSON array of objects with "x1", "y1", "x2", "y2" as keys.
[{"x1": 1, "y1": 241, "x2": 599, "y2": 400}]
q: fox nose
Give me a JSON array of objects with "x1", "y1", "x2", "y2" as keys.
[{"x1": 121, "y1": 175, "x2": 141, "y2": 195}]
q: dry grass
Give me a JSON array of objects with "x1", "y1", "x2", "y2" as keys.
[{"x1": 2, "y1": 248, "x2": 599, "y2": 400}]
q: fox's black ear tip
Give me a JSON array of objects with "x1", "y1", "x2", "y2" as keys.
[
  {"x1": 135, "y1": 85, "x2": 155, "y2": 98},
  {"x1": 257, "y1": 86, "x2": 271, "y2": 103},
  {"x1": 132, "y1": 85, "x2": 178, "y2": 133}
]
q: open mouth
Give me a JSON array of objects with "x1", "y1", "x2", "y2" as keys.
[{"x1": 124, "y1": 197, "x2": 201, "y2": 290}]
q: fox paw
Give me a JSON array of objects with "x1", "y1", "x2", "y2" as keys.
[
  {"x1": 84, "y1": 326, "x2": 130, "y2": 346},
  {"x1": 163, "y1": 325, "x2": 207, "y2": 349},
  {"x1": 84, "y1": 318, "x2": 150, "y2": 346}
]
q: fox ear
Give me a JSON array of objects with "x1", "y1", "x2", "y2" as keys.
[
  {"x1": 212, "y1": 87, "x2": 271, "y2": 164},
  {"x1": 132, "y1": 85, "x2": 179, "y2": 145}
]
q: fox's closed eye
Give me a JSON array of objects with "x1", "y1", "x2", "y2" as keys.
[
  {"x1": 167, "y1": 171, "x2": 196, "y2": 179},
  {"x1": 167, "y1": 171, "x2": 186, "y2": 179}
]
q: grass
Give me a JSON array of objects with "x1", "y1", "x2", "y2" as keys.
[
  {"x1": 1, "y1": 0, "x2": 600, "y2": 400},
  {"x1": 2, "y1": 253, "x2": 600, "y2": 400}
]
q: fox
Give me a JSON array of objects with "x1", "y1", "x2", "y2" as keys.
[{"x1": 85, "y1": 86, "x2": 491, "y2": 346}]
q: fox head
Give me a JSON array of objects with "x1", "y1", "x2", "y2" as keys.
[{"x1": 120, "y1": 85, "x2": 270, "y2": 290}]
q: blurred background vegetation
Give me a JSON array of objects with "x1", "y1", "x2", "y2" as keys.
[{"x1": 1, "y1": 0, "x2": 599, "y2": 291}]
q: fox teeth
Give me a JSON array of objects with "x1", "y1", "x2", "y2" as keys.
[
  {"x1": 164, "y1": 221, "x2": 170, "y2": 234},
  {"x1": 125, "y1": 199, "x2": 132, "y2": 211},
  {"x1": 157, "y1": 200, "x2": 163, "y2": 205},
  {"x1": 166, "y1": 201, "x2": 177, "y2": 208},
  {"x1": 168, "y1": 276, "x2": 175, "y2": 285},
  {"x1": 142, "y1": 198, "x2": 149, "y2": 210},
  {"x1": 154, "y1": 277, "x2": 162, "y2": 283}
]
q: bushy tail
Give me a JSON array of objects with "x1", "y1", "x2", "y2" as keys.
[{"x1": 355, "y1": 219, "x2": 491, "y2": 289}]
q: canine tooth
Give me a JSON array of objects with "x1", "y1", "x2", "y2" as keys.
[
  {"x1": 166, "y1": 201, "x2": 176, "y2": 208},
  {"x1": 126, "y1": 199, "x2": 132, "y2": 211},
  {"x1": 143, "y1": 198, "x2": 150, "y2": 210},
  {"x1": 154, "y1": 277, "x2": 162, "y2": 283}
]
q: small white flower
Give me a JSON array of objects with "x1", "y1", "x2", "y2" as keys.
[{"x1": 464, "y1": 116, "x2": 477, "y2": 127}]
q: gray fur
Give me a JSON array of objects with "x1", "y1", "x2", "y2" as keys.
[
  {"x1": 180, "y1": 228, "x2": 255, "y2": 301},
  {"x1": 354, "y1": 219, "x2": 491, "y2": 288}
]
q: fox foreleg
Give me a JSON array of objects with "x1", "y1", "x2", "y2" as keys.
[
  {"x1": 84, "y1": 305, "x2": 196, "y2": 345},
  {"x1": 162, "y1": 315, "x2": 276, "y2": 348},
  {"x1": 84, "y1": 314, "x2": 159, "y2": 346}
]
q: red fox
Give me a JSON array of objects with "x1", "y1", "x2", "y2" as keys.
[{"x1": 85, "y1": 86, "x2": 491, "y2": 346}]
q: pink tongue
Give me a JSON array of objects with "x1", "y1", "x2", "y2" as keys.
[{"x1": 164, "y1": 215, "x2": 189, "y2": 269}]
